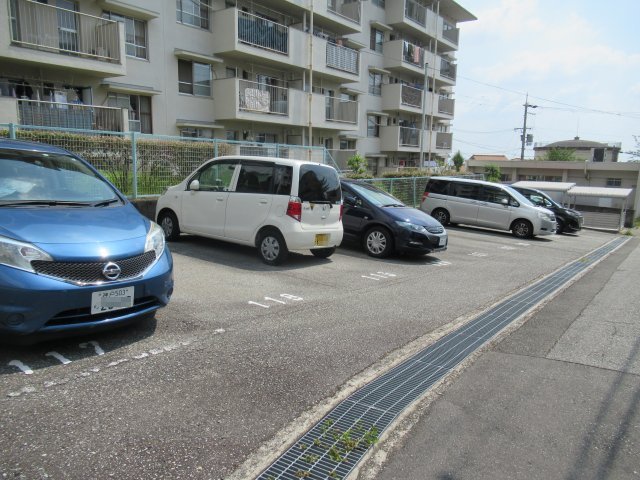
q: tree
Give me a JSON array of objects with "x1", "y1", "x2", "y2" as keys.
[
  {"x1": 485, "y1": 164, "x2": 501, "y2": 183},
  {"x1": 347, "y1": 153, "x2": 368, "y2": 175},
  {"x1": 452, "y1": 150, "x2": 465, "y2": 172},
  {"x1": 544, "y1": 147, "x2": 577, "y2": 161}
]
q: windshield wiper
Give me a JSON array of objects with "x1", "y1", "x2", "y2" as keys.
[
  {"x1": 92, "y1": 199, "x2": 120, "y2": 207},
  {"x1": 0, "y1": 200, "x2": 93, "y2": 207}
]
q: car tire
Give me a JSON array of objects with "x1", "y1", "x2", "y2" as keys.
[
  {"x1": 556, "y1": 220, "x2": 564, "y2": 234},
  {"x1": 158, "y1": 211, "x2": 180, "y2": 241},
  {"x1": 311, "y1": 247, "x2": 336, "y2": 259},
  {"x1": 431, "y1": 208, "x2": 450, "y2": 226},
  {"x1": 364, "y1": 227, "x2": 393, "y2": 258},
  {"x1": 258, "y1": 230, "x2": 289, "y2": 265},
  {"x1": 512, "y1": 219, "x2": 533, "y2": 239}
]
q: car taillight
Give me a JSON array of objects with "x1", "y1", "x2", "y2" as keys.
[
  {"x1": 421, "y1": 192, "x2": 429, "y2": 202},
  {"x1": 286, "y1": 197, "x2": 302, "y2": 222}
]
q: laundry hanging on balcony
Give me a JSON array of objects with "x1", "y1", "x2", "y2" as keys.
[{"x1": 244, "y1": 88, "x2": 271, "y2": 112}]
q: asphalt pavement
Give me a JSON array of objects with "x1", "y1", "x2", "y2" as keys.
[{"x1": 359, "y1": 235, "x2": 640, "y2": 480}]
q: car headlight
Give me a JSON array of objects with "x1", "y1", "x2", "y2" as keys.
[
  {"x1": 0, "y1": 235, "x2": 53, "y2": 273},
  {"x1": 145, "y1": 221, "x2": 165, "y2": 259},
  {"x1": 395, "y1": 221, "x2": 428, "y2": 234},
  {"x1": 538, "y1": 211, "x2": 555, "y2": 222}
]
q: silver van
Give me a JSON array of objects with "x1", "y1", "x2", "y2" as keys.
[{"x1": 420, "y1": 177, "x2": 556, "y2": 238}]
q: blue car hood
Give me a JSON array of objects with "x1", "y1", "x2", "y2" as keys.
[
  {"x1": 384, "y1": 206, "x2": 442, "y2": 227},
  {"x1": 0, "y1": 203, "x2": 149, "y2": 260}
]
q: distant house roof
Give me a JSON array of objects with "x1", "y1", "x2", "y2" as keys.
[
  {"x1": 535, "y1": 137, "x2": 619, "y2": 151},
  {"x1": 468, "y1": 154, "x2": 510, "y2": 162}
]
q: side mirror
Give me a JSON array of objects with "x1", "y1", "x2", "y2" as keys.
[
  {"x1": 500, "y1": 198, "x2": 509, "y2": 206},
  {"x1": 344, "y1": 195, "x2": 357, "y2": 206},
  {"x1": 189, "y1": 179, "x2": 200, "y2": 191}
]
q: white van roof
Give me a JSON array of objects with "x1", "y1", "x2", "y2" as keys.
[{"x1": 211, "y1": 155, "x2": 331, "y2": 168}]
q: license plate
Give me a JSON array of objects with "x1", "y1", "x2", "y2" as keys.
[
  {"x1": 438, "y1": 236, "x2": 447, "y2": 247},
  {"x1": 91, "y1": 286, "x2": 134, "y2": 315},
  {"x1": 314, "y1": 234, "x2": 329, "y2": 246}
]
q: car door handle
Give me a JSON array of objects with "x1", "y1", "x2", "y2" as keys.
[
  {"x1": 259, "y1": 199, "x2": 268, "y2": 204},
  {"x1": 216, "y1": 197, "x2": 225, "y2": 202}
]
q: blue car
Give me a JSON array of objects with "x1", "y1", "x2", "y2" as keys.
[
  {"x1": 341, "y1": 179, "x2": 448, "y2": 258},
  {"x1": 0, "y1": 139, "x2": 173, "y2": 343}
]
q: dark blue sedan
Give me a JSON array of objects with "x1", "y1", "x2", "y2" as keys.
[
  {"x1": 0, "y1": 139, "x2": 173, "y2": 343},
  {"x1": 341, "y1": 179, "x2": 448, "y2": 258}
]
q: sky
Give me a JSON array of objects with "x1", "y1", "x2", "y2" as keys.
[{"x1": 451, "y1": 0, "x2": 640, "y2": 161}]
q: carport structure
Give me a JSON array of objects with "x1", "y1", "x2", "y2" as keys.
[
  {"x1": 565, "y1": 186, "x2": 633, "y2": 231},
  {"x1": 510, "y1": 181, "x2": 633, "y2": 231}
]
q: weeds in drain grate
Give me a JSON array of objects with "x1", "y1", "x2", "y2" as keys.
[
  {"x1": 295, "y1": 469, "x2": 311, "y2": 478},
  {"x1": 303, "y1": 453, "x2": 320, "y2": 464},
  {"x1": 298, "y1": 442, "x2": 308, "y2": 451}
]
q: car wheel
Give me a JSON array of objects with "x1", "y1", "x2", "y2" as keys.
[
  {"x1": 432, "y1": 208, "x2": 450, "y2": 226},
  {"x1": 311, "y1": 247, "x2": 336, "y2": 259},
  {"x1": 364, "y1": 227, "x2": 393, "y2": 258},
  {"x1": 512, "y1": 219, "x2": 533, "y2": 239},
  {"x1": 158, "y1": 211, "x2": 180, "y2": 241},
  {"x1": 556, "y1": 220, "x2": 564, "y2": 234},
  {"x1": 258, "y1": 230, "x2": 289, "y2": 265}
]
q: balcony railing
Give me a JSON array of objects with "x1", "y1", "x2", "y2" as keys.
[
  {"x1": 443, "y1": 24, "x2": 459, "y2": 45},
  {"x1": 401, "y1": 84, "x2": 423, "y2": 108},
  {"x1": 326, "y1": 43, "x2": 359, "y2": 75},
  {"x1": 9, "y1": 0, "x2": 121, "y2": 63},
  {"x1": 405, "y1": 0, "x2": 426, "y2": 26},
  {"x1": 400, "y1": 126, "x2": 420, "y2": 147},
  {"x1": 441, "y1": 59, "x2": 457, "y2": 80},
  {"x1": 17, "y1": 99, "x2": 125, "y2": 131},
  {"x1": 238, "y1": 80, "x2": 288, "y2": 115},
  {"x1": 238, "y1": 11, "x2": 288, "y2": 55},
  {"x1": 438, "y1": 97, "x2": 454, "y2": 115},
  {"x1": 402, "y1": 41, "x2": 425, "y2": 67},
  {"x1": 325, "y1": 97, "x2": 358, "y2": 123},
  {"x1": 436, "y1": 132, "x2": 453, "y2": 149},
  {"x1": 327, "y1": 0, "x2": 362, "y2": 24}
]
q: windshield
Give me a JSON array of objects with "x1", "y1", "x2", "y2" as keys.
[
  {"x1": 348, "y1": 182, "x2": 406, "y2": 207},
  {"x1": 298, "y1": 164, "x2": 341, "y2": 204},
  {"x1": 503, "y1": 185, "x2": 537, "y2": 207},
  {"x1": 0, "y1": 150, "x2": 119, "y2": 206}
]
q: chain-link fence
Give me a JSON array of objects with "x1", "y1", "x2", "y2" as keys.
[{"x1": 1, "y1": 123, "x2": 333, "y2": 197}]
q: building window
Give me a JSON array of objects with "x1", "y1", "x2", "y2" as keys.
[
  {"x1": 107, "y1": 93, "x2": 152, "y2": 133},
  {"x1": 370, "y1": 28, "x2": 384, "y2": 52},
  {"x1": 103, "y1": 12, "x2": 147, "y2": 59},
  {"x1": 180, "y1": 127, "x2": 213, "y2": 138},
  {"x1": 367, "y1": 115, "x2": 380, "y2": 137},
  {"x1": 178, "y1": 60, "x2": 212, "y2": 96},
  {"x1": 368, "y1": 72, "x2": 383, "y2": 95},
  {"x1": 606, "y1": 178, "x2": 622, "y2": 187},
  {"x1": 226, "y1": 130, "x2": 238, "y2": 141},
  {"x1": 340, "y1": 139, "x2": 356, "y2": 150},
  {"x1": 176, "y1": 0, "x2": 210, "y2": 29}
]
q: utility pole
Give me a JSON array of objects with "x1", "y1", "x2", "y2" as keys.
[{"x1": 519, "y1": 93, "x2": 537, "y2": 160}]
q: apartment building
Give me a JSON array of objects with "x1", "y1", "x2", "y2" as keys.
[{"x1": 0, "y1": 0, "x2": 475, "y2": 172}]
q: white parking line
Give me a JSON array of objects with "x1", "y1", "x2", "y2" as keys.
[
  {"x1": 8, "y1": 360, "x2": 33, "y2": 375},
  {"x1": 45, "y1": 352, "x2": 71, "y2": 365}
]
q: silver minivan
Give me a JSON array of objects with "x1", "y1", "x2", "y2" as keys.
[{"x1": 420, "y1": 177, "x2": 556, "y2": 238}]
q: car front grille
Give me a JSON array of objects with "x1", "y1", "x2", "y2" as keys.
[
  {"x1": 32, "y1": 251, "x2": 157, "y2": 286},
  {"x1": 426, "y1": 225, "x2": 445, "y2": 234},
  {"x1": 44, "y1": 296, "x2": 161, "y2": 327}
]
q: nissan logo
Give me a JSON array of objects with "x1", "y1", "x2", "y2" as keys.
[{"x1": 102, "y1": 262, "x2": 122, "y2": 281}]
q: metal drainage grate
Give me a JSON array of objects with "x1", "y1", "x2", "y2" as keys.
[{"x1": 258, "y1": 237, "x2": 629, "y2": 480}]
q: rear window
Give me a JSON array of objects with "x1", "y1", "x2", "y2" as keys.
[
  {"x1": 273, "y1": 165, "x2": 293, "y2": 195},
  {"x1": 298, "y1": 164, "x2": 341, "y2": 204},
  {"x1": 426, "y1": 179, "x2": 450, "y2": 195},
  {"x1": 451, "y1": 182, "x2": 481, "y2": 199}
]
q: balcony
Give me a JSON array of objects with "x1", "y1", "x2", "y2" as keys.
[
  {"x1": 5, "y1": 0, "x2": 125, "y2": 77},
  {"x1": 327, "y1": 0, "x2": 361, "y2": 25},
  {"x1": 16, "y1": 99, "x2": 127, "y2": 131},
  {"x1": 326, "y1": 42, "x2": 359, "y2": 76},
  {"x1": 381, "y1": 83, "x2": 423, "y2": 114},
  {"x1": 325, "y1": 96, "x2": 358, "y2": 124},
  {"x1": 436, "y1": 131, "x2": 453, "y2": 150},
  {"x1": 381, "y1": 125, "x2": 422, "y2": 152},
  {"x1": 442, "y1": 23, "x2": 460, "y2": 46},
  {"x1": 239, "y1": 80, "x2": 289, "y2": 116},
  {"x1": 383, "y1": 40, "x2": 425, "y2": 75},
  {"x1": 438, "y1": 97, "x2": 455, "y2": 117},
  {"x1": 440, "y1": 58, "x2": 457, "y2": 82},
  {"x1": 238, "y1": 11, "x2": 289, "y2": 55}
]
